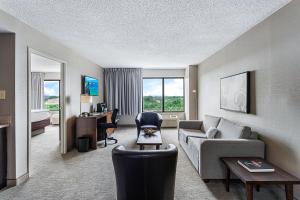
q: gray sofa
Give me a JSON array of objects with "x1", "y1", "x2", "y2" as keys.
[{"x1": 178, "y1": 115, "x2": 265, "y2": 180}]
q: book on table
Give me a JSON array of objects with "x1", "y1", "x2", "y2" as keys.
[{"x1": 237, "y1": 159, "x2": 275, "y2": 172}]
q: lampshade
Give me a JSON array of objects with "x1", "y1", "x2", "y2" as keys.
[{"x1": 80, "y1": 95, "x2": 92, "y2": 103}]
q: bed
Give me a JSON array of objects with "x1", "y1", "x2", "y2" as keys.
[{"x1": 31, "y1": 109, "x2": 51, "y2": 136}]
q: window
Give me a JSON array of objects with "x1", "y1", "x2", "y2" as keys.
[
  {"x1": 143, "y1": 78, "x2": 184, "y2": 112},
  {"x1": 143, "y1": 79, "x2": 163, "y2": 112},
  {"x1": 44, "y1": 80, "x2": 60, "y2": 111}
]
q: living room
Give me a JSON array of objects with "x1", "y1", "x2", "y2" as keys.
[{"x1": 0, "y1": 1, "x2": 300, "y2": 200}]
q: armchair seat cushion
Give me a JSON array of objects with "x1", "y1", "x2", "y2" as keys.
[{"x1": 140, "y1": 125, "x2": 158, "y2": 129}]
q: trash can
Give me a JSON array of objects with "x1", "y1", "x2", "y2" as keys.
[{"x1": 78, "y1": 137, "x2": 89, "y2": 152}]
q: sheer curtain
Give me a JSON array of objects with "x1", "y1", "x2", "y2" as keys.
[
  {"x1": 31, "y1": 72, "x2": 45, "y2": 109},
  {"x1": 104, "y1": 68, "x2": 142, "y2": 115}
]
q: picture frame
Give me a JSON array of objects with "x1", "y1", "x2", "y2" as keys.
[{"x1": 220, "y1": 72, "x2": 250, "y2": 113}]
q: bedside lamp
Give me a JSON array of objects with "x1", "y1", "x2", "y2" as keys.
[{"x1": 80, "y1": 94, "x2": 92, "y2": 115}]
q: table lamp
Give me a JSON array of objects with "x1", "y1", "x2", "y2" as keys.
[{"x1": 80, "y1": 94, "x2": 92, "y2": 115}]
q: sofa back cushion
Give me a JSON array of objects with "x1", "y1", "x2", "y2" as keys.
[
  {"x1": 216, "y1": 118, "x2": 252, "y2": 139},
  {"x1": 202, "y1": 115, "x2": 221, "y2": 133}
]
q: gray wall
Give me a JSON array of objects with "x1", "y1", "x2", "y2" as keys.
[
  {"x1": 185, "y1": 65, "x2": 198, "y2": 120},
  {"x1": 198, "y1": 1, "x2": 300, "y2": 198},
  {"x1": 0, "y1": 10, "x2": 103, "y2": 182}
]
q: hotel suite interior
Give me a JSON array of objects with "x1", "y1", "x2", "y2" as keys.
[{"x1": 0, "y1": 0, "x2": 300, "y2": 200}]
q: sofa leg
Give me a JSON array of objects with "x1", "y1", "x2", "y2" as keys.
[{"x1": 203, "y1": 179, "x2": 210, "y2": 183}]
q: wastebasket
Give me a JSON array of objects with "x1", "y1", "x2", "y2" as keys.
[{"x1": 78, "y1": 137, "x2": 89, "y2": 152}]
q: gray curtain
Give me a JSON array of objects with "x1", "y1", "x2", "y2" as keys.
[
  {"x1": 31, "y1": 72, "x2": 45, "y2": 109},
  {"x1": 104, "y1": 68, "x2": 142, "y2": 115}
]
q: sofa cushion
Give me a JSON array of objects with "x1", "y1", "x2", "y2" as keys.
[
  {"x1": 216, "y1": 118, "x2": 252, "y2": 139},
  {"x1": 187, "y1": 137, "x2": 202, "y2": 170},
  {"x1": 206, "y1": 127, "x2": 218, "y2": 139},
  {"x1": 202, "y1": 115, "x2": 221, "y2": 133},
  {"x1": 179, "y1": 129, "x2": 206, "y2": 143}
]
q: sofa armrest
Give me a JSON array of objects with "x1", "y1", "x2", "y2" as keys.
[
  {"x1": 178, "y1": 120, "x2": 203, "y2": 130},
  {"x1": 199, "y1": 139, "x2": 265, "y2": 179}
]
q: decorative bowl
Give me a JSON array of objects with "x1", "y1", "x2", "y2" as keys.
[{"x1": 143, "y1": 128, "x2": 156, "y2": 135}]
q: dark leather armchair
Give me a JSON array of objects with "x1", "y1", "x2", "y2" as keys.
[
  {"x1": 112, "y1": 144, "x2": 178, "y2": 200},
  {"x1": 135, "y1": 112, "x2": 163, "y2": 137}
]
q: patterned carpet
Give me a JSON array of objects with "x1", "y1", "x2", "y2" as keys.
[{"x1": 0, "y1": 126, "x2": 284, "y2": 200}]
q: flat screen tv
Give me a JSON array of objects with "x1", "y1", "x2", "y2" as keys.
[{"x1": 82, "y1": 76, "x2": 99, "y2": 96}]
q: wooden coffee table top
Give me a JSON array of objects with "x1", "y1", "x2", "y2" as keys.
[
  {"x1": 137, "y1": 130, "x2": 162, "y2": 145},
  {"x1": 221, "y1": 157, "x2": 300, "y2": 184}
]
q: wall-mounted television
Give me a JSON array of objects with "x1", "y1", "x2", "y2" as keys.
[{"x1": 82, "y1": 75, "x2": 99, "y2": 96}]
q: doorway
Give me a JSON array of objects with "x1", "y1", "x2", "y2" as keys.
[{"x1": 27, "y1": 48, "x2": 67, "y2": 175}]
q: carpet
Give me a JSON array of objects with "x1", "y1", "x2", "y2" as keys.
[{"x1": 0, "y1": 126, "x2": 284, "y2": 200}]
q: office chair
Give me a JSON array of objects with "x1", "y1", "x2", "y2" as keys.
[
  {"x1": 112, "y1": 144, "x2": 178, "y2": 200},
  {"x1": 98, "y1": 108, "x2": 119, "y2": 147}
]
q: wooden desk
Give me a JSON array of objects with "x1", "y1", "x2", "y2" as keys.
[
  {"x1": 0, "y1": 125, "x2": 8, "y2": 189},
  {"x1": 76, "y1": 112, "x2": 113, "y2": 149},
  {"x1": 221, "y1": 157, "x2": 300, "y2": 200}
]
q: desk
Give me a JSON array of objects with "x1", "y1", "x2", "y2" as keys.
[
  {"x1": 0, "y1": 125, "x2": 8, "y2": 189},
  {"x1": 76, "y1": 112, "x2": 113, "y2": 149}
]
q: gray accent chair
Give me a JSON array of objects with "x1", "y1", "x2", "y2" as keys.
[{"x1": 178, "y1": 115, "x2": 265, "y2": 180}]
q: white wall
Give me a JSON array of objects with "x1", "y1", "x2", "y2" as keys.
[
  {"x1": 118, "y1": 69, "x2": 186, "y2": 125},
  {"x1": 0, "y1": 10, "x2": 103, "y2": 182},
  {"x1": 143, "y1": 69, "x2": 185, "y2": 77},
  {"x1": 198, "y1": 1, "x2": 300, "y2": 198},
  {"x1": 44, "y1": 72, "x2": 60, "y2": 80}
]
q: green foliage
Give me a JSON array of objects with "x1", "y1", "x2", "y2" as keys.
[
  {"x1": 45, "y1": 104, "x2": 59, "y2": 111},
  {"x1": 143, "y1": 96, "x2": 184, "y2": 112}
]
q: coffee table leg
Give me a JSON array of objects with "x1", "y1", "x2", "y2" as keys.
[
  {"x1": 225, "y1": 167, "x2": 230, "y2": 192},
  {"x1": 246, "y1": 184, "x2": 253, "y2": 200},
  {"x1": 140, "y1": 145, "x2": 144, "y2": 150},
  {"x1": 285, "y1": 184, "x2": 293, "y2": 200},
  {"x1": 156, "y1": 145, "x2": 160, "y2": 150}
]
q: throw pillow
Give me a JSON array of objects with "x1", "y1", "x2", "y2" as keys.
[{"x1": 206, "y1": 127, "x2": 218, "y2": 139}]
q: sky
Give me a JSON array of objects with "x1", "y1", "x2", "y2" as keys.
[
  {"x1": 44, "y1": 81, "x2": 59, "y2": 96},
  {"x1": 143, "y1": 79, "x2": 183, "y2": 96}
]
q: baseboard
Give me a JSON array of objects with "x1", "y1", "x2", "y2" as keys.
[{"x1": 7, "y1": 172, "x2": 29, "y2": 187}]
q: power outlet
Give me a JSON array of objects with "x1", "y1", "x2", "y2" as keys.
[{"x1": 0, "y1": 90, "x2": 6, "y2": 100}]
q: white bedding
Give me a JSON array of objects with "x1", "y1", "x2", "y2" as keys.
[{"x1": 31, "y1": 109, "x2": 51, "y2": 122}]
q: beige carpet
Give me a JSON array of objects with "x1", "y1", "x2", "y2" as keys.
[{"x1": 0, "y1": 126, "x2": 285, "y2": 200}]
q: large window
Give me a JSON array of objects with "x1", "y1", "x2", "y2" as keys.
[
  {"x1": 143, "y1": 78, "x2": 184, "y2": 112},
  {"x1": 44, "y1": 80, "x2": 60, "y2": 111}
]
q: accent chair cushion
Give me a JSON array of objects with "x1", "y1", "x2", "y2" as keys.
[
  {"x1": 202, "y1": 115, "x2": 221, "y2": 133},
  {"x1": 206, "y1": 127, "x2": 218, "y2": 139},
  {"x1": 140, "y1": 125, "x2": 158, "y2": 129}
]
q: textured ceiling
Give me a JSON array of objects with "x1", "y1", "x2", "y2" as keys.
[
  {"x1": 31, "y1": 53, "x2": 61, "y2": 72},
  {"x1": 0, "y1": 0, "x2": 290, "y2": 69}
]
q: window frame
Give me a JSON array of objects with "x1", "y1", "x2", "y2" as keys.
[
  {"x1": 44, "y1": 79, "x2": 60, "y2": 111},
  {"x1": 142, "y1": 77, "x2": 185, "y2": 112}
]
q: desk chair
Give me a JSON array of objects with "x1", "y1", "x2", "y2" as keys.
[{"x1": 98, "y1": 108, "x2": 119, "y2": 147}]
